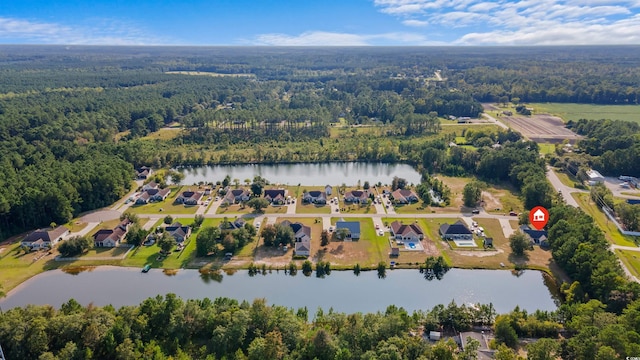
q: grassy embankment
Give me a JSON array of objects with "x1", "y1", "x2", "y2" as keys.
[
  {"x1": 572, "y1": 193, "x2": 637, "y2": 247},
  {"x1": 530, "y1": 103, "x2": 640, "y2": 124}
]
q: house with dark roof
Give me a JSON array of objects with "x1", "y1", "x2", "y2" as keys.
[
  {"x1": 136, "y1": 188, "x2": 171, "y2": 204},
  {"x1": 222, "y1": 187, "x2": 251, "y2": 205},
  {"x1": 519, "y1": 225, "x2": 549, "y2": 246},
  {"x1": 94, "y1": 219, "x2": 131, "y2": 247},
  {"x1": 136, "y1": 166, "x2": 152, "y2": 180},
  {"x1": 165, "y1": 222, "x2": 192, "y2": 243},
  {"x1": 21, "y1": 226, "x2": 70, "y2": 249},
  {"x1": 220, "y1": 218, "x2": 246, "y2": 230},
  {"x1": 335, "y1": 221, "x2": 361, "y2": 240},
  {"x1": 175, "y1": 190, "x2": 203, "y2": 205},
  {"x1": 281, "y1": 220, "x2": 312, "y2": 256},
  {"x1": 439, "y1": 220, "x2": 473, "y2": 240},
  {"x1": 264, "y1": 189, "x2": 287, "y2": 205},
  {"x1": 344, "y1": 190, "x2": 370, "y2": 204},
  {"x1": 391, "y1": 189, "x2": 419, "y2": 204},
  {"x1": 302, "y1": 190, "x2": 327, "y2": 204},
  {"x1": 390, "y1": 221, "x2": 424, "y2": 242}
]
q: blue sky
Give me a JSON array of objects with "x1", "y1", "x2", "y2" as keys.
[{"x1": 1, "y1": 0, "x2": 640, "y2": 45}]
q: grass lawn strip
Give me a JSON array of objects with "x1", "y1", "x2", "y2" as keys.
[{"x1": 573, "y1": 193, "x2": 637, "y2": 247}]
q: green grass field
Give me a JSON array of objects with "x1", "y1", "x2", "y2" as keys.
[
  {"x1": 616, "y1": 249, "x2": 640, "y2": 278},
  {"x1": 573, "y1": 193, "x2": 637, "y2": 247},
  {"x1": 531, "y1": 103, "x2": 640, "y2": 124}
]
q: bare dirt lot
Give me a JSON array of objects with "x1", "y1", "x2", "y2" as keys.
[{"x1": 503, "y1": 114, "x2": 582, "y2": 143}]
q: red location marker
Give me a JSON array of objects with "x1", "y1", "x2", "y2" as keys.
[{"x1": 529, "y1": 206, "x2": 549, "y2": 230}]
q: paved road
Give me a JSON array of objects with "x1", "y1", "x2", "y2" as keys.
[
  {"x1": 610, "y1": 245, "x2": 640, "y2": 283},
  {"x1": 481, "y1": 113, "x2": 509, "y2": 130},
  {"x1": 545, "y1": 166, "x2": 582, "y2": 208},
  {"x1": 66, "y1": 222, "x2": 100, "y2": 239}
]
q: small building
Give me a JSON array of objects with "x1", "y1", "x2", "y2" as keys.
[
  {"x1": 136, "y1": 166, "x2": 152, "y2": 180},
  {"x1": 439, "y1": 221, "x2": 473, "y2": 240},
  {"x1": 483, "y1": 237, "x2": 493, "y2": 247},
  {"x1": 390, "y1": 247, "x2": 400, "y2": 257},
  {"x1": 586, "y1": 169, "x2": 605, "y2": 184},
  {"x1": 429, "y1": 331, "x2": 441, "y2": 341},
  {"x1": 325, "y1": 185, "x2": 333, "y2": 196},
  {"x1": 335, "y1": 221, "x2": 361, "y2": 240},
  {"x1": 22, "y1": 226, "x2": 70, "y2": 250}
]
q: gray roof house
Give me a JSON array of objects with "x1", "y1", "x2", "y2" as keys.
[
  {"x1": 264, "y1": 189, "x2": 287, "y2": 205},
  {"x1": 391, "y1": 189, "x2": 419, "y2": 204},
  {"x1": 335, "y1": 221, "x2": 361, "y2": 240},
  {"x1": 165, "y1": 222, "x2": 192, "y2": 244},
  {"x1": 22, "y1": 226, "x2": 70, "y2": 249},
  {"x1": 303, "y1": 190, "x2": 327, "y2": 204},
  {"x1": 281, "y1": 220, "x2": 312, "y2": 256},
  {"x1": 439, "y1": 220, "x2": 473, "y2": 240},
  {"x1": 519, "y1": 225, "x2": 549, "y2": 246},
  {"x1": 344, "y1": 190, "x2": 369, "y2": 204},
  {"x1": 222, "y1": 188, "x2": 251, "y2": 205},
  {"x1": 175, "y1": 190, "x2": 203, "y2": 205}
]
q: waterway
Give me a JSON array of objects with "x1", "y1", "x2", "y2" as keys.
[
  {"x1": 175, "y1": 162, "x2": 422, "y2": 186},
  {"x1": 0, "y1": 267, "x2": 558, "y2": 313}
]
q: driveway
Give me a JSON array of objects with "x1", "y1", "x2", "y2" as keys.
[
  {"x1": 66, "y1": 222, "x2": 100, "y2": 239},
  {"x1": 546, "y1": 166, "x2": 581, "y2": 208}
]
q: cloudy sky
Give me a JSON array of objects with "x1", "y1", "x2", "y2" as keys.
[{"x1": 1, "y1": 0, "x2": 640, "y2": 45}]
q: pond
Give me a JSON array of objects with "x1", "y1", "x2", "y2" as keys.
[
  {"x1": 174, "y1": 162, "x2": 422, "y2": 186},
  {"x1": 0, "y1": 267, "x2": 558, "y2": 313}
]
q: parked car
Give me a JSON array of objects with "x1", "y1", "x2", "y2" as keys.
[
  {"x1": 329, "y1": 226, "x2": 334, "y2": 232},
  {"x1": 224, "y1": 252, "x2": 233, "y2": 260},
  {"x1": 509, "y1": 211, "x2": 518, "y2": 216},
  {"x1": 255, "y1": 221, "x2": 261, "y2": 228},
  {"x1": 378, "y1": 230, "x2": 384, "y2": 236},
  {"x1": 471, "y1": 209, "x2": 480, "y2": 214}
]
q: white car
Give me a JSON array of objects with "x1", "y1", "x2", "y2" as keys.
[
  {"x1": 255, "y1": 222, "x2": 261, "y2": 228},
  {"x1": 378, "y1": 230, "x2": 384, "y2": 236}
]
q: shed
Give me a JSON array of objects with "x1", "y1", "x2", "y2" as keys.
[
  {"x1": 429, "y1": 331, "x2": 441, "y2": 341},
  {"x1": 390, "y1": 247, "x2": 400, "y2": 257}
]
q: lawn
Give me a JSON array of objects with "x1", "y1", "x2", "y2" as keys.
[
  {"x1": 616, "y1": 249, "x2": 640, "y2": 278},
  {"x1": 296, "y1": 202, "x2": 331, "y2": 214},
  {"x1": 338, "y1": 202, "x2": 377, "y2": 215},
  {"x1": 0, "y1": 243, "x2": 63, "y2": 292},
  {"x1": 321, "y1": 217, "x2": 389, "y2": 268},
  {"x1": 393, "y1": 201, "x2": 431, "y2": 214},
  {"x1": 573, "y1": 193, "x2": 638, "y2": 247},
  {"x1": 530, "y1": 103, "x2": 640, "y2": 124},
  {"x1": 75, "y1": 247, "x2": 130, "y2": 259},
  {"x1": 538, "y1": 143, "x2": 556, "y2": 155},
  {"x1": 66, "y1": 221, "x2": 89, "y2": 233},
  {"x1": 140, "y1": 128, "x2": 182, "y2": 141},
  {"x1": 553, "y1": 168, "x2": 582, "y2": 188}
]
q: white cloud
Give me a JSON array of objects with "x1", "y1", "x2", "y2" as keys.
[
  {"x1": 403, "y1": 19, "x2": 430, "y2": 26},
  {"x1": 0, "y1": 16, "x2": 169, "y2": 45},
  {"x1": 251, "y1": 31, "x2": 431, "y2": 46},
  {"x1": 372, "y1": 0, "x2": 640, "y2": 45}
]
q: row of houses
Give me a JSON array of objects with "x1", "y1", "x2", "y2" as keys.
[{"x1": 439, "y1": 220, "x2": 548, "y2": 246}]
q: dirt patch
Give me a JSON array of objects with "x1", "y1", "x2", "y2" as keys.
[
  {"x1": 503, "y1": 114, "x2": 582, "y2": 143},
  {"x1": 481, "y1": 191, "x2": 501, "y2": 210},
  {"x1": 456, "y1": 248, "x2": 505, "y2": 257},
  {"x1": 79, "y1": 209, "x2": 121, "y2": 223}
]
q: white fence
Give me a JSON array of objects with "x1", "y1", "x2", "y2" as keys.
[{"x1": 602, "y1": 207, "x2": 640, "y2": 237}]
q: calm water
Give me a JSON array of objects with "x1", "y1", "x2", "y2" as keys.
[
  {"x1": 0, "y1": 268, "x2": 557, "y2": 313},
  {"x1": 175, "y1": 162, "x2": 422, "y2": 186}
]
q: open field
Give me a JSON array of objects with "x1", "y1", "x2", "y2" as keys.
[
  {"x1": 501, "y1": 114, "x2": 582, "y2": 143},
  {"x1": 552, "y1": 168, "x2": 582, "y2": 188},
  {"x1": 140, "y1": 128, "x2": 182, "y2": 141},
  {"x1": 530, "y1": 103, "x2": 640, "y2": 124},
  {"x1": 573, "y1": 193, "x2": 638, "y2": 247},
  {"x1": 393, "y1": 201, "x2": 430, "y2": 214},
  {"x1": 616, "y1": 249, "x2": 640, "y2": 278}
]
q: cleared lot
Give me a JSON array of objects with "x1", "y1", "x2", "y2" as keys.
[{"x1": 502, "y1": 114, "x2": 582, "y2": 143}]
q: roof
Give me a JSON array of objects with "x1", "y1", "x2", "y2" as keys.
[
  {"x1": 281, "y1": 220, "x2": 311, "y2": 240},
  {"x1": 264, "y1": 189, "x2": 286, "y2": 198},
  {"x1": 390, "y1": 221, "x2": 424, "y2": 236},
  {"x1": 336, "y1": 221, "x2": 361, "y2": 234},
  {"x1": 305, "y1": 190, "x2": 326, "y2": 198},
  {"x1": 439, "y1": 220, "x2": 472, "y2": 235},
  {"x1": 587, "y1": 169, "x2": 604, "y2": 179},
  {"x1": 345, "y1": 190, "x2": 369, "y2": 199},
  {"x1": 519, "y1": 225, "x2": 548, "y2": 241},
  {"x1": 23, "y1": 226, "x2": 69, "y2": 244}
]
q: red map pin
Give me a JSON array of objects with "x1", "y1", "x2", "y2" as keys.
[{"x1": 529, "y1": 206, "x2": 549, "y2": 230}]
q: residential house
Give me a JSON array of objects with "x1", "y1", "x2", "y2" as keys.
[
  {"x1": 136, "y1": 166, "x2": 152, "y2": 180},
  {"x1": 220, "y1": 218, "x2": 246, "y2": 230},
  {"x1": 94, "y1": 219, "x2": 131, "y2": 248},
  {"x1": 519, "y1": 225, "x2": 549, "y2": 246},
  {"x1": 325, "y1": 185, "x2": 333, "y2": 196},
  {"x1": 175, "y1": 190, "x2": 203, "y2": 205},
  {"x1": 165, "y1": 222, "x2": 192, "y2": 244},
  {"x1": 142, "y1": 181, "x2": 158, "y2": 191},
  {"x1": 390, "y1": 221, "x2": 424, "y2": 242},
  {"x1": 222, "y1": 187, "x2": 251, "y2": 205},
  {"x1": 281, "y1": 220, "x2": 312, "y2": 256},
  {"x1": 21, "y1": 226, "x2": 70, "y2": 250},
  {"x1": 136, "y1": 188, "x2": 171, "y2": 204},
  {"x1": 335, "y1": 221, "x2": 361, "y2": 240},
  {"x1": 302, "y1": 190, "x2": 327, "y2": 204},
  {"x1": 391, "y1": 189, "x2": 419, "y2": 204},
  {"x1": 264, "y1": 189, "x2": 287, "y2": 205},
  {"x1": 439, "y1": 220, "x2": 473, "y2": 240},
  {"x1": 343, "y1": 190, "x2": 370, "y2": 204}
]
